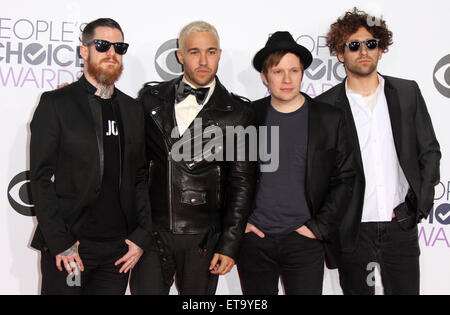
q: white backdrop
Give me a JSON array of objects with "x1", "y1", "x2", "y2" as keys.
[{"x1": 1, "y1": 0, "x2": 449, "y2": 295}]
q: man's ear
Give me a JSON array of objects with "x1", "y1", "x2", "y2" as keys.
[
  {"x1": 80, "y1": 45, "x2": 89, "y2": 62},
  {"x1": 261, "y1": 72, "x2": 269, "y2": 87},
  {"x1": 337, "y1": 51, "x2": 345, "y2": 63},
  {"x1": 176, "y1": 50, "x2": 184, "y2": 65}
]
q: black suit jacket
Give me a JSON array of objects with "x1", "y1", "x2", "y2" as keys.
[
  {"x1": 315, "y1": 75, "x2": 441, "y2": 254},
  {"x1": 253, "y1": 94, "x2": 355, "y2": 268},
  {"x1": 30, "y1": 76, "x2": 152, "y2": 256}
]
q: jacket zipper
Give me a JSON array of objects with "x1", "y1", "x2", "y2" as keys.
[
  {"x1": 187, "y1": 145, "x2": 223, "y2": 169},
  {"x1": 150, "y1": 109, "x2": 174, "y2": 232},
  {"x1": 216, "y1": 165, "x2": 221, "y2": 206}
]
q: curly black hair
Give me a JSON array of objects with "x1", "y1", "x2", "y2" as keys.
[{"x1": 326, "y1": 7, "x2": 393, "y2": 55}]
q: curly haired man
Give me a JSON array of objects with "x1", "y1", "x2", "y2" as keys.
[{"x1": 316, "y1": 8, "x2": 441, "y2": 295}]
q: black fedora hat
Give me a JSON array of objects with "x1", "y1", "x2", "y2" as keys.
[{"x1": 253, "y1": 31, "x2": 313, "y2": 72}]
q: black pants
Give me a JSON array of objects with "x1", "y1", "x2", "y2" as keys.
[
  {"x1": 237, "y1": 231, "x2": 325, "y2": 295},
  {"x1": 130, "y1": 231, "x2": 219, "y2": 295},
  {"x1": 339, "y1": 221, "x2": 420, "y2": 295},
  {"x1": 40, "y1": 239, "x2": 129, "y2": 295}
]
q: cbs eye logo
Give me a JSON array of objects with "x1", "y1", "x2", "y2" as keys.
[
  {"x1": 154, "y1": 39, "x2": 183, "y2": 80},
  {"x1": 7, "y1": 171, "x2": 35, "y2": 217},
  {"x1": 433, "y1": 54, "x2": 450, "y2": 98}
]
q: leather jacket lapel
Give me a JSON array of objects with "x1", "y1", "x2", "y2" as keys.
[
  {"x1": 195, "y1": 78, "x2": 234, "y2": 127},
  {"x1": 149, "y1": 78, "x2": 180, "y2": 145}
]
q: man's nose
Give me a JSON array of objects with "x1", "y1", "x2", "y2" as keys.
[
  {"x1": 360, "y1": 43, "x2": 369, "y2": 56},
  {"x1": 282, "y1": 72, "x2": 292, "y2": 83},
  {"x1": 199, "y1": 52, "x2": 208, "y2": 65},
  {"x1": 106, "y1": 44, "x2": 116, "y2": 56}
]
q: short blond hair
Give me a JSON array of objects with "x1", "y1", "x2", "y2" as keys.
[{"x1": 178, "y1": 21, "x2": 220, "y2": 52}]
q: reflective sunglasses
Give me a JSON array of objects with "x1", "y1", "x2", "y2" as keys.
[
  {"x1": 85, "y1": 39, "x2": 129, "y2": 55},
  {"x1": 345, "y1": 38, "x2": 380, "y2": 52}
]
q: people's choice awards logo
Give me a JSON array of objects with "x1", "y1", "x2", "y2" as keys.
[
  {"x1": 295, "y1": 35, "x2": 345, "y2": 97},
  {"x1": 429, "y1": 181, "x2": 450, "y2": 225},
  {"x1": 305, "y1": 58, "x2": 346, "y2": 82},
  {"x1": 432, "y1": 182, "x2": 450, "y2": 226},
  {"x1": 433, "y1": 54, "x2": 450, "y2": 98},
  {"x1": 154, "y1": 39, "x2": 183, "y2": 80},
  {"x1": 7, "y1": 171, "x2": 35, "y2": 216},
  {"x1": 435, "y1": 203, "x2": 450, "y2": 225},
  {"x1": 419, "y1": 181, "x2": 450, "y2": 248},
  {"x1": 0, "y1": 17, "x2": 84, "y2": 89}
]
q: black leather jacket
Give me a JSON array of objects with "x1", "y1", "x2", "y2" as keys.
[{"x1": 139, "y1": 76, "x2": 256, "y2": 259}]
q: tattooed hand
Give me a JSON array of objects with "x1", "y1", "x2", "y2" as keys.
[{"x1": 56, "y1": 241, "x2": 85, "y2": 275}]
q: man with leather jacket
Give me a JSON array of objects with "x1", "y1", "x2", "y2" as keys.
[{"x1": 130, "y1": 21, "x2": 256, "y2": 295}]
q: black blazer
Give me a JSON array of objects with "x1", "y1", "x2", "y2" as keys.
[
  {"x1": 253, "y1": 94, "x2": 355, "y2": 267},
  {"x1": 315, "y1": 75, "x2": 441, "y2": 254},
  {"x1": 30, "y1": 76, "x2": 152, "y2": 256}
]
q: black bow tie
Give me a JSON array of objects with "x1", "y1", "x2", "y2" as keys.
[{"x1": 176, "y1": 82, "x2": 210, "y2": 105}]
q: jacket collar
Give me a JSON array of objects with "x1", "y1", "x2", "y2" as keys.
[
  {"x1": 336, "y1": 73, "x2": 403, "y2": 174},
  {"x1": 254, "y1": 92, "x2": 313, "y2": 126},
  {"x1": 79, "y1": 74, "x2": 118, "y2": 99},
  {"x1": 149, "y1": 75, "x2": 234, "y2": 112},
  {"x1": 342, "y1": 73, "x2": 402, "y2": 143}
]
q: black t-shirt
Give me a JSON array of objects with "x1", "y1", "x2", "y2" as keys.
[
  {"x1": 80, "y1": 96, "x2": 127, "y2": 241},
  {"x1": 249, "y1": 100, "x2": 311, "y2": 235}
]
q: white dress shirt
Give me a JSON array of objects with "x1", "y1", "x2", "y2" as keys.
[
  {"x1": 346, "y1": 75, "x2": 409, "y2": 222},
  {"x1": 175, "y1": 78, "x2": 216, "y2": 136}
]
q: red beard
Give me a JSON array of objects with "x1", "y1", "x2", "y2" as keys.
[{"x1": 85, "y1": 56, "x2": 123, "y2": 86}]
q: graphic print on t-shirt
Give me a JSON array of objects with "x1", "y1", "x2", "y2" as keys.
[{"x1": 106, "y1": 120, "x2": 119, "y2": 136}]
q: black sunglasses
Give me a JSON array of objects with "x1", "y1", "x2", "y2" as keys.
[
  {"x1": 85, "y1": 39, "x2": 129, "y2": 55},
  {"x1": 345, "y1": 38, "x2": 380, "y2": 52}
]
